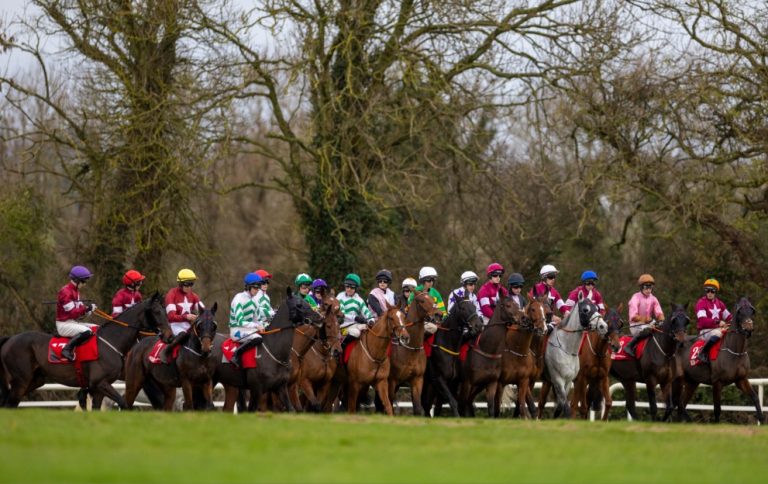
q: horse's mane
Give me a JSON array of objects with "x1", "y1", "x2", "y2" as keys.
[{"x1": 115, "y1": 291, "x2": 161, "y2": 322}]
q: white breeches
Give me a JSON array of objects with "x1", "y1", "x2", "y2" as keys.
[
  {"x1": 170, "y1": 322, "x2": 190, "y2": 336},
  {"x1": 55, "y1": 321, "x2": 95, "y2": 337},
  {"x1": 629, "y1": 323, "x2": 652, "y2": 336},
  {"x1": 230, "y1": 328, "x2": 263, "y2": 342},
  {"x1": 699, "y1": 328, "x2": 723, "y2": 341}
]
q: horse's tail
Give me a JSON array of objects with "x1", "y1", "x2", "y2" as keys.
[
  {"x1": 142, "y1": 378, "x2": 166, "y2": 410},
  {"x1": 0, "y1": 336, "x2": 10, "y2": 405}
]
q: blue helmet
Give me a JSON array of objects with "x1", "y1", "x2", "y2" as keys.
[
  {"x1": 581, "y1": 270, "x2": 598, "y2": 282},
  {"x1": 310, "y1": 278, "x2": 328, "y2": 290},
  {"x1": 244, "y1": 272, "x2": 263, "y2": 287}
]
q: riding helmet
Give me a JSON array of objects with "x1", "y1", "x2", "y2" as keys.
[
  {"x1": 122, "y1": 270, "x2": 145, "y2": 286},
  {"x1": 69, "y1": 265, "x2": 93, "y2": 282}
]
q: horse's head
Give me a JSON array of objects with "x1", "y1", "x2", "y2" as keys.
[
  {"x1": 494, "y1": 296, "x2": 522, "y2": 328},
  {"x1": 321, "y1": 295, "x2": 342, "y2": 358},
  {"x1": 146, "y1": 292, "x2": 173, "y2": 343},
  {"x1": 193, "y1": 303, "x2": 218, "y2": 356},
  {"x1": 577, "y1": 291, "x2": 607, "y2": 336},
  {"x1": 733, "y1": 297, "x2": 756, "y2": 337},
  {"x1": 666, "y1": 303, "x2": 690, "y2": 343},
  {"x1": 409, "y1": 291, "x2": 437, "y2": 323},
  {"x1": 533, "y1": 290, "x2": 554, "y2": 324},
  {"x1": 604, "y1": 304, "x2": 624, "y2": 352},
  {"x1": 524, "y1": 299, "x2": 548, "y2": 336},
  {"x1": 454, "y1": 299, "x2": 483, "y2": 335},
  {"x1": 382, "y1": 306, "x2": 409, "y2": 345},
  {"x1": 287, "y1": 286, "x2": 322, "y2": 327}
]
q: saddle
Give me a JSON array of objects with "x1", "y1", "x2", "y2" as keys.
[
  {"x1": 48, "y1": 331, "x2": 99, "y2": 364},
  {"x1": 147, "y1": 340, "x2": 181, "y2": 365},
  {"x1": 611, "y1": 336, "x2": 649, "y2": 361},
  {"x1": 689, "y1": 338, "x2": 723, "y2": 367},
  {"x1": 220, "y1": 338, "x2": 258, "y2": 369}
]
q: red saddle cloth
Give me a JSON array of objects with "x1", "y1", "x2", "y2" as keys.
[
  {"x1": 220, "y1": 338, "x2": 258, "y2": 369},
  {"x1": 148, "y1": 340, "x2": 181, "y2": 365},
  {"x1": 611, "y1": 336, "x2": 648, "y2": 361},
  {"x1": 459, "y1": 334, "x2": 482, "y2": 362},
  {"x1": 423, "y1": 334, "x2": 435, "y2": 358},
  {"x1": 343, "y1": 339, "x2": 391, "y2": 365},
  {"x1": 48, "y1": 329, "x2": 99, "y2": 364},
  {"x1": 689, "y1": 338, "x2": 723, "y2": 367}
]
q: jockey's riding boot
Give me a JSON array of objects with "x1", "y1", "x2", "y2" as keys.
[
  {"x1": 160, "y1": 331, "x2": 189, "y2": 364},
  {"x1": 231, "y1": 337, "x2": 262, "y2": 368},
  {"x1": 340, "y1": 335, "x2": 352, "y2": 353},
  {"x1": 623, "y1": 328, "x2": 651, "y2": 358},
  {"x1": 697, "y1": 336, "x2": 720, "y2": 364},
  {"x1": 61, "y1": 330, "x2": 93, "y2": 362}
]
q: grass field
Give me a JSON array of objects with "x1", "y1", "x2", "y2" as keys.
[{"x1": 0, "y1": 410, "x2": 766, "y2": 484}]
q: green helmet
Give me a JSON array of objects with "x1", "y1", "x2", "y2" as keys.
[
  {"x1": 294, "y1": 273, "x2": 312, "y2": 286},
  {"x1": 344, "y1": 273, "x2": 362, "y2": 288}
]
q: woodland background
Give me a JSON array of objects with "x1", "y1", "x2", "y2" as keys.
[{"x1": 1, "y1": 1, "x2": 766, "y2": 376}]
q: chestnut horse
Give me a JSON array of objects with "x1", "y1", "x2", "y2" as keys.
[
  {"x1": 673, "y1": 297, "x2": 764, "y2": 424},
  {"x1": 124, "y1": 304, "x2": 219, "y2": 410},
  {"x1": 387, "y1": 291, "x2": 437, "y2": 416},
  {"x1": 458, "y1": 296, "x2": 523, "y2": 418},
  {"x1": 570, "y1": 304, "x2": 623, "y2": 420},
  {"x1": 494, "y1": 298, "x2": 547, "y2": 418},
  {"x1": 0, "y1": 293, "x2": 172, "y2": 409},
  {"x1": 341, "y1": 305, "x2": 409, "y2": 415},
  {"x1": 610, "y1": 304, "x2": 688, "y2": 421}
]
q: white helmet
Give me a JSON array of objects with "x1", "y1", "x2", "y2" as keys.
[
  {"x1": 418, "y1": 266, "x2": 438, "y2": 281},
  {"x1": 539, "y1": 264, "x2": 559, "y2": 278},
  {"x1": 460, "y1": 271, "x2": 479, "y2": 284},
  {"x1": 401, "y1": 277, "x2": 418, "y2": 289}
]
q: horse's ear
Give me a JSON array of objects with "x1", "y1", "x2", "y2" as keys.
[
  {"x1": 211, "y1": 302, "x2": 218, "y2": 314},
  {"x1": 153, "y1": 290, "x2": 161, "y2": 300},
  {"x1": 286, "y1": 286, "x2": 293, "y2": 298},
  {"x1": 578, "y1": 290, "x2": 584, "y2": 302}
]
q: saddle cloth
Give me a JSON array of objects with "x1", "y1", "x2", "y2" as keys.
[
  {"x1": 689, "y1": 338, "x2": 723, "y2": 367},
  {"x1": 459, "y1": 334, "x2": 483, "y2": 362},
  {"x1": 611, "y1": 336, "x2": 649, "y2": 361},
  {"x1": 220, "y1": 338, "x2": 258, "y2": 369},
  {"x1": 48, "y1": 330, "x2": 99, "y2": 364},
  {"x1": 423, "y1": 334, "x2": 435, "y2": 357},
  {"x1": 148, "y1": 340, "x2": 181, "y2": 365}
]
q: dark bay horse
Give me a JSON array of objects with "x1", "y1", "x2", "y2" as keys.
[
  {"x1": 296, "y1": 294, "x2": 342, "y2": 412},
  {"x1": 387, "y1": 291, "x2": 436, "y2": 416},
  {"x1": 610, "y1": 304, "x2": 689, "y2": 421},
  {"x1": 124, "y1": 304, "x2": 219, "y2": 411},
  {"x1": 673, "y1": 297, "x2": 764, "y2": 424},
  {"x1": 0, "y1": 292, "x2": 172, "y2": 409},
  {"x1": 422, "y1": 298, "x2": 483, "y2": 417},
  {"x1": 494, "y1": 298, "x2": 547, "y2": 419},
  {"x1": 458, "y1": 296, "x2": 522, "y2": 418},
  {"x1": 214, "y1": 287, "x2": 322, "y2": 413},
  {"x1": 571, "y1": 304, "x2": 622, "y2": 420}
]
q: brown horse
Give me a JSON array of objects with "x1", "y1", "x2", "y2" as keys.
[
  {"x1": 458, "y1": 296, "x2": 522, "y2": 418},
  {"x1": 123, "y1": 304, "x2": 219, "y2": 410},
  {"x1": 571, "y1": 304, "x2": 623, "y2": 420},
  {"x1": 341, "y1": 305, "x2": 410, "y2": 415},
  {"x1": 289, "y1": 293, "x2": 342, "y2": 412},
  {"x1": 673, "y1": 297, "x2": 764, "y2": 424},
  {"x1": 387, "y1": 291, "x2": 436, "y2": 416},
  {"x1": 0, "y1": 293, "x2": 172, "y2": 409},
  {"x1": 494, "y1": 298, "x2": 547, "y2": 418}
]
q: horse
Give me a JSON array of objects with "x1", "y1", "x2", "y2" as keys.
[
  {"x1": 494, "y1": 298, "x2": 548, "y2": 418},
  {"x1": 570, "y1": 304, "x2": 623, "y2": 420},
  {"x1": 0, "y1": 292, "x2": 172, "y2": 409},
  {"x1": 386, "y1": 291, "x2": 437, "y2": 416},
  {"x1": 421, "y1": 298, "x2": 483, "y2": 417},
  {"x1": 673, "y1": 297, "x2": 764, "y2": 424},
  {"x1": 214, "y1": 287, "x2": 323, "y2": 413},
  {"x1": 123, "y1": 304, "x2": 219, "y2": 410},
  {"x1": 338, "y1": 305, "x2": 410, "y2": 415},
  {"x1": 289, "y1": 292, "x2": 342, "y2": 412},
  {"x1": 610, "y1": 304, "x2": 689, "y2": 421},
  {"x1": 458, "y1": 296, "x2": 523, "y2": 418},
  {"x1": 539, "y1": 292, "x2": 607, "y2": 419}
]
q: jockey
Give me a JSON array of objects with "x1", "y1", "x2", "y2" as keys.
[
  {"x1": 695, "y1": 278, "x2": 732, "y2": 363},
  {"x1": 397, "y1": 277, "x2": 417, "y2": 311},
  {"x1": 161, "y1": 268, "x2": 205, "y2": 363},
  {"x1": 367, "y1": 269, "x2": 396, "y2": 318},
  {"x1": 111, "y1": 269, "x2": 145, "y2": 318},
  {"x1": 254, "y1": 269, "x2": 275, "y2": 323},
  {"x1": 229, "y1": 272, "x2": 265, "y2": 368},
  {"x1": 447, "y1": 270, "x2": 482, "y2": 317},
  {"x1": 623, "y1": 274, "x2": 665, "y2": 358},
  {"x1": 337, "y1": 273, "x2": 375, "y2": 342},
  {"x1": 57, "y1": 265, "x2": 97, "y2": 361},
  {"x1": 477, "y1": 263, "x2": 508, "y2": 324},
  {"x1": 408, "y1": 266, "x2": 447, "y2": 320},
  {"x1": 295, "y1": 273, "x2": 317, "y2": 309},
  {"x1": 507, "y1": 273, "x2": 528, "y2": 310},
  {"x1": 528, "y1": 264, "x2": 565, "y2": 332},
  {"x1": 563, "y1": 270, "x2": 606, "y2": 318},
  {"x1": 310, "y1": 278, "x2": 329, "y2": 307}
]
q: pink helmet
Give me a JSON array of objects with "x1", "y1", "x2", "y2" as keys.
[{"x1": 486, "y1": 263, "x2": 504, "y2": 277}]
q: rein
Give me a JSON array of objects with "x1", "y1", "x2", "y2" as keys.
[{"x1": 92, "y1": 309, "x2": 158, "y2": 337}]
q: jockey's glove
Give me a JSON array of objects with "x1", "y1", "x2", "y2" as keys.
[{"x1": 354, "y1": 315, "x2": 368, "y2": 325}]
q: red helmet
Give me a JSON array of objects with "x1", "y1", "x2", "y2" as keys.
[
  {"x1": 255, "y1": 269, "x2": 272, "y2": 280},
  {"x1": 486, "y1": 263, "x2": 504, "y2": 277},
  {"x1": 122, "y1": 270, "x2": 145, "y2": 286}
]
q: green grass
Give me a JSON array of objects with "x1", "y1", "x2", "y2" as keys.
[{"x1": 0, "y1": 410, "x2": 765, "y2": 484}]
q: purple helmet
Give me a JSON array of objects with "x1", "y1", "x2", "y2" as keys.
[
  {"x1": 69, "y1": 265, "x2": 93, "y2": 281},
  {"x1": 310, "y1": 278, "x2": 328, "y2": 290}
]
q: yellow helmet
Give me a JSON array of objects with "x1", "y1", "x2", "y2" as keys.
[
  {"x1": 637, "y1": 274, "x2": 655, "y2": 286},
  {"x1": 177, "y1": 268, "x2": 197, "y2": 283},
  {"x1": 703, "y1": 278, "x2": 720, "y2": 291}
]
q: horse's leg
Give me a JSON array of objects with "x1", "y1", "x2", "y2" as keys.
[
  {"x1": 600, "y1": 376, "x2": 612, "y2": 421},
  {"x1": 410, "y1": 376, "x2": 425, "y2": 417},
  {"x1": 537, "y1": 380, "x2": 551, "y2": 419},
  {"x1": 277, "y1": 384, "x2": 295, "y2": 413},
  {"x1": 299, "y1": 377, "x2": 319, "y2": 413},
  {"x1": 181, "y1": 379, "x2": 194, "y2": 411},
  {"x1": 680, "y1": 379, "x2": 698, "y2": 423},
  {"x1": 526, "y1": 383, "x2": 537, "y2": 418},
  {"x1": 222, "y1": 385, "x2": 238, "y2": 413},
  {"x1": 661, "y1": 382, "x2": 675, "y2": 422},
  {"x1": 436, "y1": 376, "x2": 460, "y2": 418},
  {"x1": 93, "y1": 380, "x2": 127, "y2": 409},
  {"x1": 288, "y1": 381, "x2": 303, "y2": 412},
  {"x1": 493, "y1": 383, "x2": 503, "y2": 418},
  {"x1": 347, "y1": 381, "x2": 361, "y2": 414},
  {"x1": 623, "y1": 381, "x2": 637, "y2": 420},
  {"x1": 122, "y1": 358, "x2": 146, "y2": 410},
  {"x1": 645, "y1": 376, "x2": 659, "y2": 421},
  {"x1": 571, "y1": 375, "x2": 586, "y2": 419},
  {"x1": 162, "y1": 386, "x2": 177, "y2": 411},
  {"x1": 712, "y1": 382, "x2": 722, "y2": 423},
  {"x1": 735, "y1": 378, "x2": 765, "y2": 424},
  {"x1": 518, "y1": 380, "x2": 531, "y2": 420},
  {"x1": 375, "y1": 378, "x2": 395, "y2": 416},
  {"x1": 202, "y1": 381, "x2": 214, "y2": 410}
]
